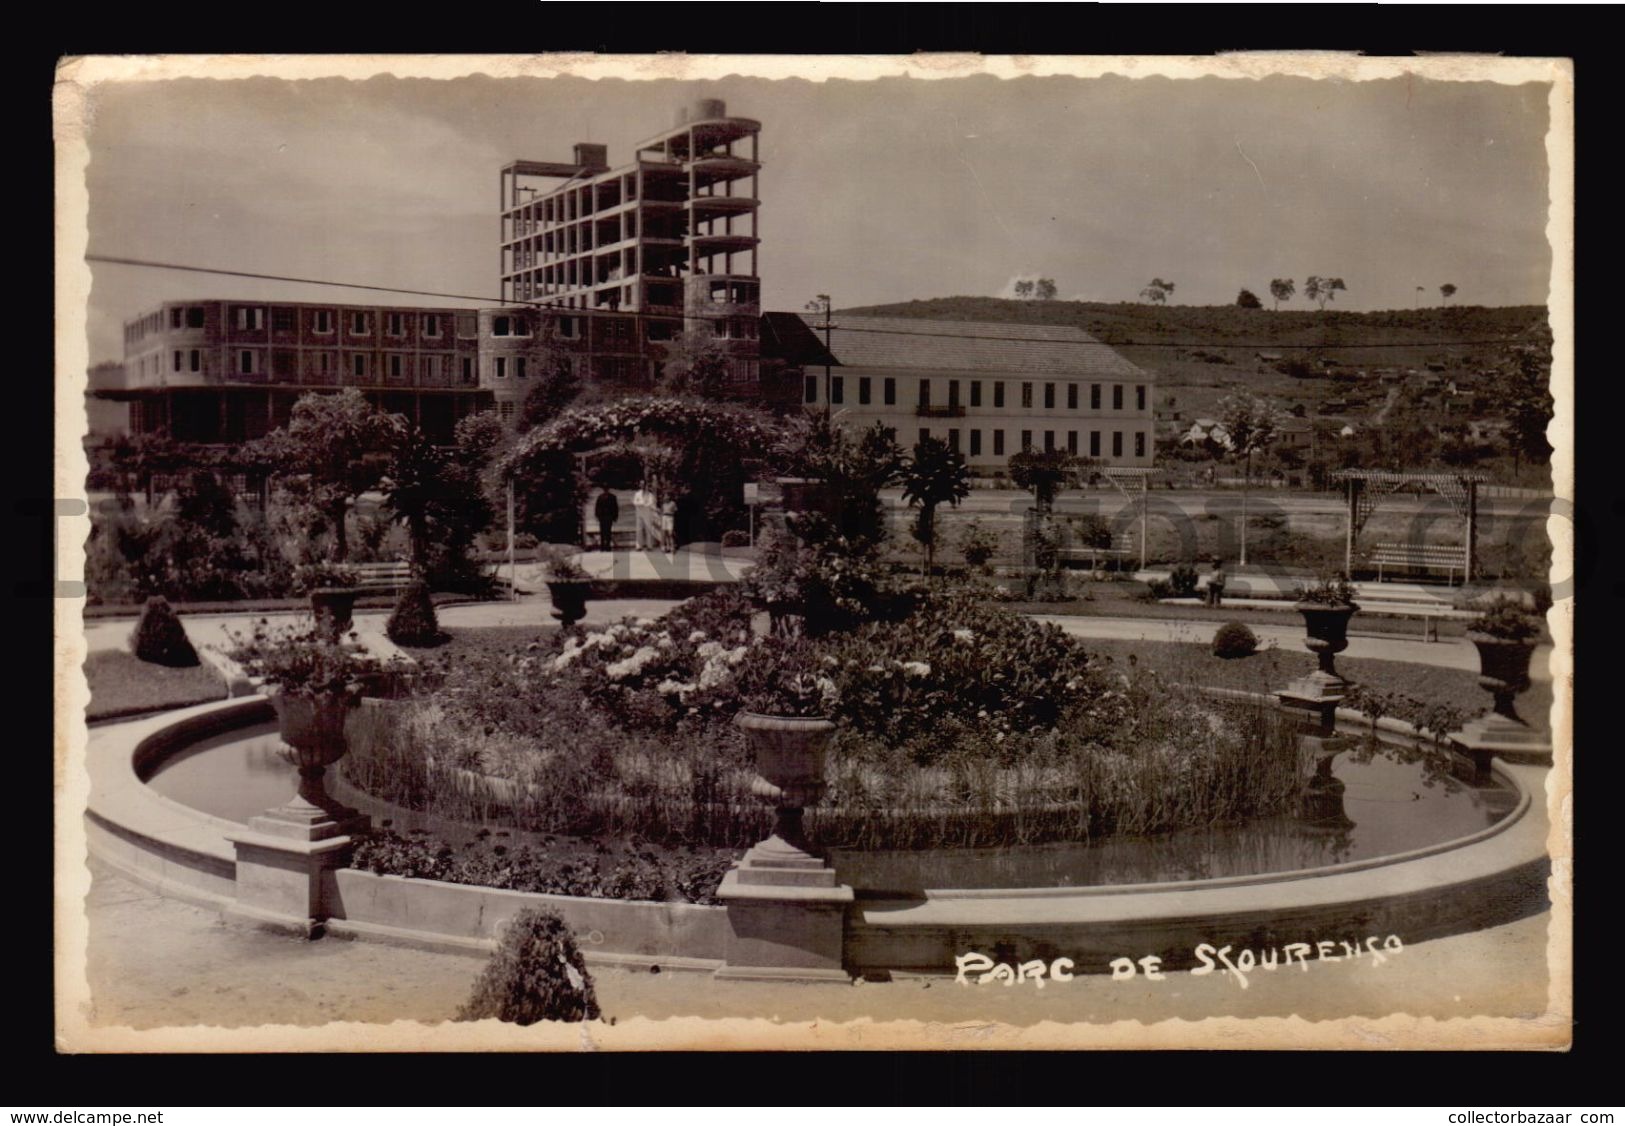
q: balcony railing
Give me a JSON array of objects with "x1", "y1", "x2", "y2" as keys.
[{"x1": 916, "y1": 404, "x2": 966, "y2": 418}]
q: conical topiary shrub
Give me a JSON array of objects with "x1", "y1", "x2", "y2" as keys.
[
  {"x1": 385, "y1": 579, "x2": 443, "y2": 646},
  {"x1": 458, "y1": 908, "x2": 601, "y2": 1025},
  {"x1": 130, "y1": 596, "x2": 199, "y2": 667}
]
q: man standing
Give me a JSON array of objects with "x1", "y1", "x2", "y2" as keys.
[
  {"x1": 594, "y1": 487, "x2": 620, "y2": 553},
  {"x1": 1206, "y1": 558, "x2": 1227, "y2": 607}
]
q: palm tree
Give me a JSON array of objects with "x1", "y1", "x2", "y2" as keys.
[{"x1": 901, "y1": 436, "x2": 971, "y2": 575}]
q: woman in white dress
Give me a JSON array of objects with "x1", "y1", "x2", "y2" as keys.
[{"x1": 632, "y1": 481, "x2": 652, "y2": 550}]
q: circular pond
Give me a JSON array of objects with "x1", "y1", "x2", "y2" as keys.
[{"x1": 142, "y1": 719, "x2": 1519, "y2": 895}]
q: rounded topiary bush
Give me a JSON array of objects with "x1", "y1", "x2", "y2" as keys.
[
  {"x1": 458, "y1": 908, "x2": 601, "y2": 1025},
  {"x1": 1212, "y1": 621, "x2": 1258, "y2": 659},
  {"x1": 130, "y1": 596, "x2": 199, "y2": 667},
  {"x1": 386, "y1": 579, "x2": 443, "y2": 646},
  {"x1": 1168, "y1": 564, "x2": 1201, "y2": 598}
]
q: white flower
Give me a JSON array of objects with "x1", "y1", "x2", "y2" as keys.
[
  {"x1": 605, "y1": 645, "x2": 660, "y2": 681},
  {"x1": 901, "y1": 661, "x2": 932, "y2": 678},
  {"x1": 688, "y1": 630, "x2": 707, "y2": 643},
  {"x1": 952, "y1": 629, "x2": 975, "y2": 643},
  {"x1": 696, "y1": 641, "x2": 724, "y2": 660},
  {"x1": 656, "y1": 678, "x2": 691, "y2": 697},
  {"x1": 698, "y1": 662, "x2": 732, "y2": 690},
  {"x1": 725, "y1": 646, "x2": 748, "y2": 667}
]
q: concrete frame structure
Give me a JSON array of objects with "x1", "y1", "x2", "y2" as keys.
[
  {"x1": 793, "y1": 315, "x2": 1157, "y2": 472},
  {"x1": 111, "y1": 299, "x2": 491, "y2": 445},
  {"x1": 498, "y1": 98, "x2": 762, "y2": 390}
]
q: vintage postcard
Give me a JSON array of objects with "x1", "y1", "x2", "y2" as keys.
[{"x1": 54, "y1": 52, "x2": 1573, "y2": 1052}]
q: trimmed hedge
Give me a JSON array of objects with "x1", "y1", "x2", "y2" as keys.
[
  {"x1": 386, "y1": 579, "x2": 444, "y2": 646},
  {"x1": 129, "y1": 597, "x2": 199, "y2": 667},
  {"x1": 457, "y1": 908, "x2": 601, "y2": 1025},
  {"x1": 1211, "y1": 621, "x2": 1259, "y2": 660}
]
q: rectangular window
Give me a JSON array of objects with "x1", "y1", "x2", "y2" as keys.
[
  {"x1": 320, "y1": 353, "x2": 333, "y2": 376},
  {"x1": 1113, "y1": 384, "x2": 1124, "y2": 410},
  {"x1": 805, "y1": 376, "x2": 818, "y2": 404},
  {"x1": 1044, "y1": 383, "x2": 1055, "y2": 409},
  {"x1": 1136, "y1": 385, "x2": 1147, "y2": 411},
  {"x1": 994, "y1": 381, "x2": 1005, "y2": 409},
  {"x1": 970, "y1": 429, "x2": 982, "y2": 456},
  {"x1": 189, "y1": 350, "x2": 200, "y2": 373},
  {"x1": 1022, "y1": 382, "x2": 1033, "y2": 409},
  {"x1": 232, "y1": 305, "x2": 265, "y2": 331},
  {"x1": 858, "y1": 377, "x2": 872, "y2": 405},
  {"x1": 919, "y1": 379, "x2": 931, "y2": 407},
  {"x1": 558, "y1": 316, "x2": 579, "y2": 339},
  {"x1": 272, "y1": 307, "x2": 295, "y2": 333},
  {"x1": 386, "y1": 312, "x2": 406, "y2": 337},
  {"x1": 918, "y1": 429, "x2": 930, "y2": 447},
  {"x1": 1068, "y1": 384, "x2": 1079, "y2": 411},
  {"x1": 948, "y1": 428, "x2": 961, "y2": 452},
  {"x1": 1044, "y1": 430, "x2": 1055, "y2": 452},
  {"x1": 1021, "y1": 429, "x2": 1033, "y2": 451},
  {"x1": 353, "y1": 354, "x2": 366, "y2": 378},
  {"x1": 493, "y1": 316, "x2": 511, "y2": 337},
  {"x1": 169, "y1": 308, "x2": 183, "y2": 329},
  {"x1": 1090, "y1": 431, "x2": 1101, "y2": 457},
  {"x1": 239, "y1": 350, "x2": 254, "y2": 375},
  {"x1": 313, "y1": 309, "x2": 334, "y2": 334},
  {"x1": 423, "y1": 314, "x2": 441, "y2": 338},
  {"x1": 1112, "y1": 431, "x2": 1123, "y2": 457},
  {"x1": 883, "y1": 378, "x2": 896, "y2": 406},
  {"x1": 994, "y1": 429, "x2": 1006, "y2": 456},
  {"x1": 1091, "y1": 384, "x2": 1101, "y2": 410},
  {"x1": 461, "y1": 357, "x2": 475, "y2": 385},
  {"x1": 831, "y1": 376, "x2": 844, "y2": 405},
  {"x1": 350, "y1": 312, "x2": 370, "y2": 335},
  {"x1": 495, "y1": 357, "x2": 508, "y2": 379},
  {"x1": 186, "y1": 306, "x2": 206, "y2": 329},
  {"x1": 949, "y1": 380, "x2": 961, "y2": 408},
  {"x1": 172, "y1": 351, "x2": 182, "y2": 373},
  {"x1": 517, "y1": 357, "x2": 528, "y2": 379},
  {"x1": 390, "y1": 355, "x2": 404, "y2": 379},
  {"x1": 1135, "y1": 432, "x2": 1146, "y2": 458},
  {"x1": 1067, "y1": 431, "x2": 1078, "y2": 454}
]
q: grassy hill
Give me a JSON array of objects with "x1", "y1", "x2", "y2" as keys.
[{"x1": 839, "y1": 297, "x2": 1551, "y2": 430}]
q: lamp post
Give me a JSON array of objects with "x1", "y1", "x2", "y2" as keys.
[{"x1": 805, "y1": 294, "x2": 834, "y2": 421}]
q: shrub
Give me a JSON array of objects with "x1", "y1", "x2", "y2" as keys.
[
  {"x1": 386, "y1": 579, "x2": 444, "y2": 646},
  {"x1": 1168, "y1": 563, "x2": 1200, "y2": 597},
  {"x1": 457, "y1": 908, "x2": 601, "y2": 1025},
  {"x1": 721, "y1": 529, "x2": 751, "y2": 549},
  {"x1": 959, "y1": 522, "x2": 999, "y2": 572},
  {"x1": 129, "y1": 596, "x2": 199, "y2": 667},
  {"x1": 1211, "y1": 621, "x2": 1258, "y2": 659}
]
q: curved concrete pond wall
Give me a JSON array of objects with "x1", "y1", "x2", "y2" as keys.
[{"x1": 85, "y1": 695, "x2": 1551, "y2": 980}]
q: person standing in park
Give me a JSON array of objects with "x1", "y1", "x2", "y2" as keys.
[
  {"x1": 659, "y1": 494, "x2": 677, "y2": 554},
  {"x1": 1206, "y1": 558, "x2": 1227, "y2": 607},
  {"x1": 594, "y1": 487, "x2": 620, "y2": 553},
  {"x1": 632, "y1": 480, "x2": 652, "y2": 550}
]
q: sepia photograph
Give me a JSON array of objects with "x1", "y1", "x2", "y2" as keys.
[{"x1": 53, "y1": 52, "x2": 1573, "y2": 1053}]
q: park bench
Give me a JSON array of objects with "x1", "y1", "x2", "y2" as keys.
[
  {"x1": 1058, "y1": 532, "x2": 1135, "y2": 571},
  {"x1": 1369, "y1": 542, "x2": 1469, "y2": 586},
  {"x1": 353, "y1": 560, "x2": 414, "y2": 593}
]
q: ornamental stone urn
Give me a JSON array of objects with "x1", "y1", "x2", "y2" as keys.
[
  {"x1": 716, "y1": 712, "x2": 853, "y2": 982},
  {"x1": 1277, "y1": 600, "x2": 1360, "y2": 735},
  {"x1": 309, "y1": 587, "x2": 359, "y2": 643},
  {"x1": 1451, "y1": 633, "x2": 1549, "y2": 775},
  {"x1": 546, "y1": 580, "x2": 591, "y2": 628},
  {"x1": 261, "y1": 690, "x2": 366, "y2": 838}
]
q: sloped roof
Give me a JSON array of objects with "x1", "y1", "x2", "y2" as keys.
[
  {"x1": 798, "y1": 314, "x2": 1151, "y2": 379},
  {"x1": 760, "y1": 312, "x2": 841, "y2": 368}
]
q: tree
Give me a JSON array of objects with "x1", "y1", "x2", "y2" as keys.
[
  {"x1": 900, "y1": 435, "x2": 970, "y2": 575},
  {"x1": 1304, "y1": 276, "x2": 1347, "y2": 310},
  {"x1": 253, "y1": 389, "x2": 405, "y2": 563},
  {"x1": 1268, "y1": 278, "x2": 1295, "y2": 311},
  {"x1": 1490, "y1": 345, "x2": 1554, "y2": 472},
  {"x1": 1236, "y1": 288, "x2": 1263, "y2": 309},
  {"x1": 1216, "y1": 391, "x2": 1285, "y2": 567},
  {"x1": 515, "y1": 342, "x2": 582, "y2": 434},
  {"x1": 1441, "y1": 283, "x2": 1458, "y2": 305},
  {"x1": 1140, "y1": 278, "x2": 1175, "y2": 304},
  {"x1": 658, "y1": 329, "x2": 731, "y2": 396},
  {"x1": 1007, "y1": 448, "x2": 1077, "y2": 514},
  {"x1": 1033, "y1": 278, "x2": 1058, "y2": 301},
  {"x1": 780, "y1": 415, "x2": 904, "y2": 550},
  {"x1": 1012, "y1": 279, "x2": 1033, "y2": 299}
]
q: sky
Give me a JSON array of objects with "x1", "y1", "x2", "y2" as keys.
[{"x1": 79, "y1": 68, "x2": 1555, "y2": 365}]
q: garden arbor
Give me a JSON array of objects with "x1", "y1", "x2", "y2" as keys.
[
  {"x1": 1099, "y1": 467, "x2": 1160, "y2": 572},
  {"x1": 1334, "y1": 469, "x2": 1484, "y2": 583},
  {"x1": 500, "y1": 396, "x2": 786, "y2": 548}
]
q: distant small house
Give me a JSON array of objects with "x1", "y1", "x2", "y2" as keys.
[
  {"x1": 1275, "y1": 418, "x2": 1314, "y2": 450},
  {"x1": 1466, "y1": 419, "x2": 1509, "y2": 442},
  {"x1": 1426, "y1": 361, "x2": 1447, "y2": 373},
  {"x1": 1339, "y1": 424, "x2": 1357, "y2": 438}
]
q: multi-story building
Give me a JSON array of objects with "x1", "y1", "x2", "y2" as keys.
[
  {"x1": 791, "y1": 315, "x2": 1156, "y2": 471},
  {"x1": 111, "y1": 299, "x2": 489, "y2": 445},
  {"x1": 493, "y1": 97, "x2": 762, "y2": 400}
]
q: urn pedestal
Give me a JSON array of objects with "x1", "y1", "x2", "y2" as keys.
[
  {"x1": 714, "y1": 713, "x2": 853, "y2": 982},
  {"x1": 1450, "y1": 635, "x2": 1550, "y2": 777},
  {"x1": 309, "y1": 587, "x2": 358, "y2": 643},
  {"x1": 1277, "y1": 602, "x2": 1359, "y2": 735},
  {"x1": 225, "y1": 691, "x2": 368, "y2": 938},
  {"x1": 546, "y1": 580, "x2": 591, "y2": 628}
]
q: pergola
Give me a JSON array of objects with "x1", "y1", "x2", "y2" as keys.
[
  {"x1": 1099, "y1": 467, "x2": 1160, "y2": 572},
  {"x1": 1332, "y1": 469, "x2": 1486, "y2": 581}
]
